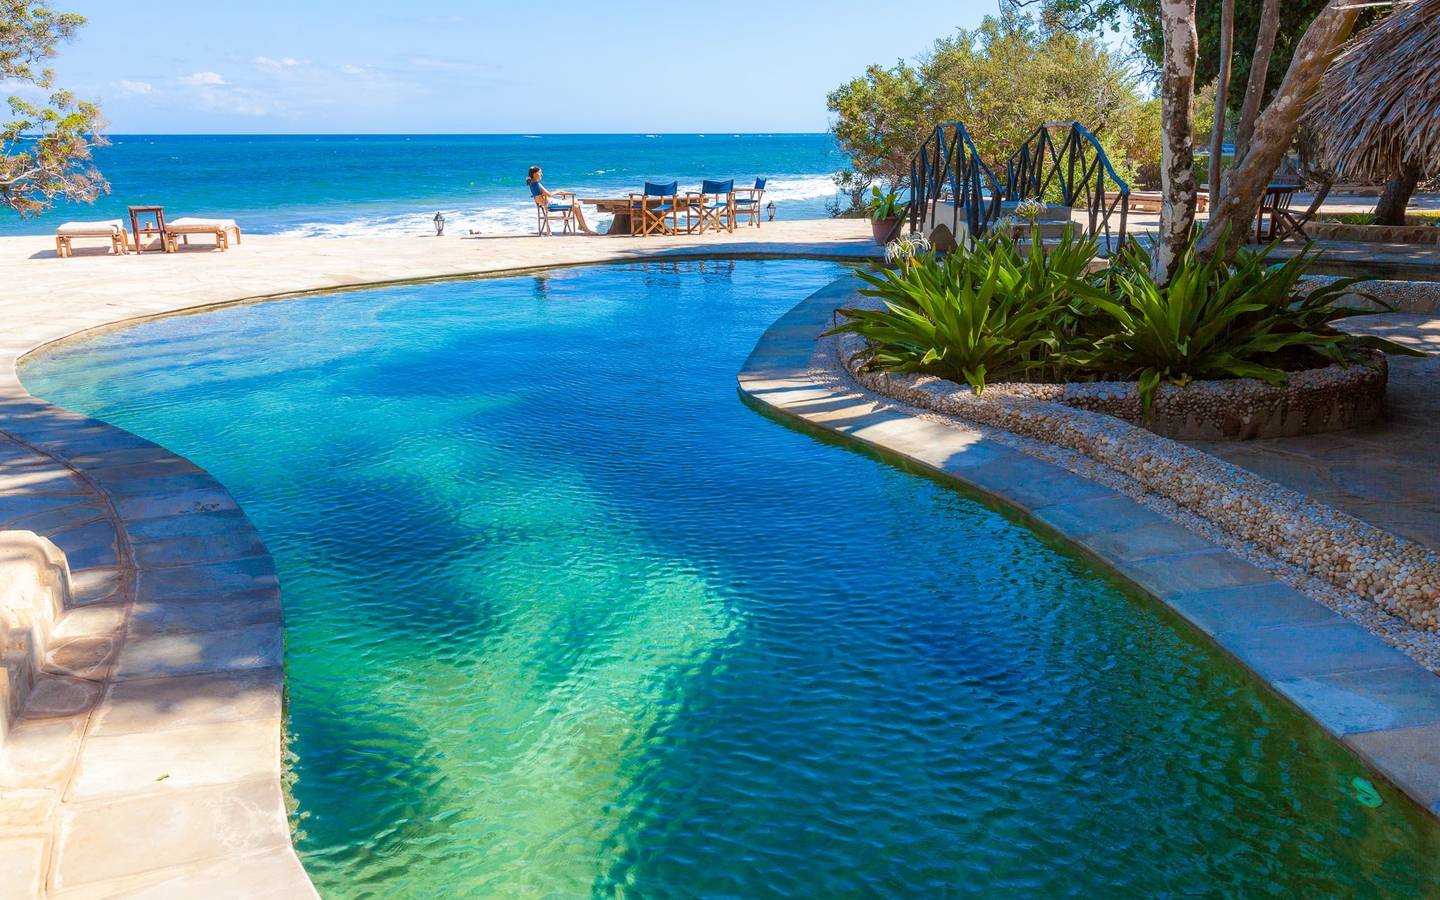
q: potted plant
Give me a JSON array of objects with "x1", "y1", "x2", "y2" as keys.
[{"x1": 867, "y1": 186, "x2": 904, "y2": 245}]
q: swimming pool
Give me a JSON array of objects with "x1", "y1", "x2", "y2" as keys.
[{"x1": 23, "y1": 259, "x2": 1440, "y2": 896}]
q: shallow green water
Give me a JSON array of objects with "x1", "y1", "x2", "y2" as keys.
[{"x1": 23, "y1": 259, "x2": 1440, "y2": 897}]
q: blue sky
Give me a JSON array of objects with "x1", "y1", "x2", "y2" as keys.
[{"x1": 49, "y1": 0, "x2": 995, "y2": 133}]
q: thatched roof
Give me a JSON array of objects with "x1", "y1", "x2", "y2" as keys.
[{"x1": 1307, "y1": 0, "x2": 1440, "y2": 180}]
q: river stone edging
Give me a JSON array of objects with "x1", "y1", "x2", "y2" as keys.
[
  {"x1": 740, "y1": 272, "x2": 1440, "y2": 821},
  {"x1": 971, "y1": 354, "x2": 1387, "y2": 440}
]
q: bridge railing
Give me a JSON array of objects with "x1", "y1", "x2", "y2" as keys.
[
  {"x1": 904, "y1": 122, "x2": 1005, "y2": 242},
  {"x1": 1002, "y1": 121, "x2": 1130, "y2": 249}
]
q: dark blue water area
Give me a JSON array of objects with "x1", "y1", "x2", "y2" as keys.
[{"x1": 2, "y1": 133, "x2": 844, "y2": 237}]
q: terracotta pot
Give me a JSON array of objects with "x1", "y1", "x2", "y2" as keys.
[{"x1": 871, "y1": 217, "x2": 900, "y2": 245}]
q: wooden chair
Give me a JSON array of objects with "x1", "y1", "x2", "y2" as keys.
[
  {"x1": 533, "y1": 191, "x2": 578, "y2": 236},
  {"x1": 733, "y1": 178, "x2": 767, "y2": 227},
  {"x1": 628, "y1": 181, "x2": 684, "y2": 236},
  {"x1": 1254, "y1": 183, "x2": 1307, "y2": 242},
  {"x1": 167, "y1": 217, "x2": 242, "y2": 251},
  {"x1": 686, "y1": 179, "x2": 736, "y2": 234},
  {"x1": 54, "y1": 221, "x2": 129, "y2": 257}
]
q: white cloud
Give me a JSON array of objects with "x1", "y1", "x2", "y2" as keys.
[
  {"x1": 180, "y1": 71, "x2": 227, "y2": 86},
  {"x1": 339, "y1": 64, "x2": 368, "y2": 77},
  {"x1": 117, "y1": 79, "x2": 155, "y2": 95},
  {"x1": 254, "y1": 56, "x2": 310, "y2": 74}
]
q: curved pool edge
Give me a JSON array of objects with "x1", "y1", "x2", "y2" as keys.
[
  {"x1": 0, "y1": 239, "x2": 880, "y2": 895},
  {"x1": 738, "y1": 273, "x2": 1440, "y2": 823}
]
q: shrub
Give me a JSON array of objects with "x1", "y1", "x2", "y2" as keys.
[
  {"x1": 1067, "y1": 236, "x2": 1422, "y2": 414},
  {"x1": 828, "y1": 227, "x2": 1421, "y2": 419},
  {"x1": 827, "y1": 225, "x2": 1098, "y2": 392}
]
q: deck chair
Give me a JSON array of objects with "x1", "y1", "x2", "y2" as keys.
[
  {"x1": 628, "y1": 181, "x2": 683, "y2": 236},
  {"x1": 529, "y1": 180, "x2": 577, "y2": 236},
  {"x1": 55, "y1": 220, "x2": 129, "y2": 257},
  {"x1": 686, "y1": 179, "x2": 735, "y2": 234},
  {"x1": 733, "y1": 178, "x2": 767, "y2": 227}
]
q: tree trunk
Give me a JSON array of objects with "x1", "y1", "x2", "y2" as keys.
[
  {"x1": 1208, "y1": 0, "x2": 1235, "y2": 198},
  {"x1": 1154, "y1": 0, "x2": 1200, "y2": 285},
  {"x1": 1234, "y1": 0, "x2": 1281, "y2": 165},
  {"x1": 1196, "y1": 0, "x2": 1360, "y2": 263},
  {"x1": 1373, "y1": 159, "x2": 1422, "y2": 226}
]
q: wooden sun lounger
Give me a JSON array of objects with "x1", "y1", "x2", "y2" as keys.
[
  {"x1": 1128, "y1": 190, "x2": 1210, "y2": 213},
  {"x1": 55, "y1": 220, "x2": 129, "y2": 257},
  {"x1": 166, "y1": 217, "x2": 243, "y2": 251}
]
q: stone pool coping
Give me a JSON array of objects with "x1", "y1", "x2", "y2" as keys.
[
  {"x1": 0, "y1": 227, "x2": 882, "y2": 896},
  {"x1": 739, "y1": 273, "x2": 1440, "y2": 822}
]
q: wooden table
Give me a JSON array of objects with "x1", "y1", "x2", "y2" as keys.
[
  {"x1": 580, "y1": 197, "x2": 698, "y2": 236},
  {"x1": 128, "y1": 205, "x2": 171, "y2": 253}
]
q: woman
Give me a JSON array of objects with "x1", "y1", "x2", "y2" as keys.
[{"x1": 527, "y1": 165, "x2": 594, "y2": 234}]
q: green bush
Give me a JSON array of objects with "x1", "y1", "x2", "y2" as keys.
[
  {"x1": 826, "y1": 225, "x2": 1097, "y2": 392},
  {"x1": 827, "y1": 228, "x2": 1421, "y2": 418},
  {"x1": 1069, "y1": 236, "x2": 1420, "y2": 414}
]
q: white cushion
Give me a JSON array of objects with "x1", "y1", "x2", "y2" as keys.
[
  {"x1": 56, "y1": 220, "x2": 123, "y2": 236},
  {"x1": 169, "y1": 217, "x2": 238, "y2": 229}
]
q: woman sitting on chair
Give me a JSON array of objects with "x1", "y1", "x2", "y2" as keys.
[{"x1": 527, "y1": 166, "x2": 594, "y2": 234}]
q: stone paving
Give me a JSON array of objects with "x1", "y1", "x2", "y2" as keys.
[
  {"x1": 0, "y1": 221, "x2": 879, "y2": 897},
  {"x1": 1195, "y1": 314, "x2": 1440, "y2": 554}
]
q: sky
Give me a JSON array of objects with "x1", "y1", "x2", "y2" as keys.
[{"x1": 45, "y1": 0, "x2": 997, "y2": 134}]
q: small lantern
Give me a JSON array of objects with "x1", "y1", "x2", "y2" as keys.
[
  {"x1": 433, "y1": 212, "x2": 446, "y2": 236},
  {"x1": 766, "y1": 201, "x2": 777, "y2": 222}
]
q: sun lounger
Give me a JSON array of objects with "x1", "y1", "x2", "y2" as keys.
[
  {"x1": 54, "y1": 220, "x2": 129, "y2": 257},
  {"x1": 166, "y1": 217, "x2": 243, "y2": 251}
]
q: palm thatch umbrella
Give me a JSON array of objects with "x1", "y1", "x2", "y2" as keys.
[{"x1": 1306, "y1": 0, "x2": 1440, "y2": 181}]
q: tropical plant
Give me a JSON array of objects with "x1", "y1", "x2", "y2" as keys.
[
  {"x1": 1067, "y1": 234, "x2": 1422, "y2": 414},
  {"x1": 1013, "y1": 198, "x2": 1048, "y2": 224},
  {"x1": 826, "y1": 225, "x2": 1100, "y2": 392},
  {"x1": 867, "y1": 186, "x2": 904, "y2": 221},
  {"x1": 884, "y1": 232, "x2": 930, "y2": 266}
]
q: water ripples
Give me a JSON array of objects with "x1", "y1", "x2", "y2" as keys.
[{"x1": 23, "y1": 259, "x2": 1440, "y2": 897}]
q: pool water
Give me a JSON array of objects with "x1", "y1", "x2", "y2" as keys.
[{"x1": 23, "y1": 259, "x2": 1440, "y2": 896}]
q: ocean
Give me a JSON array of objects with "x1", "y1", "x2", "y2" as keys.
[{"x1": 2, "y1": 134, "x2": 844, "y2": 238}]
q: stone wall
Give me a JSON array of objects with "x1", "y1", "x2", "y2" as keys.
[
  {"x1": 0, "y1": 531, "x2": 70, "y2": 747},
  {"x1": 1308, "y1": 222, "x2": 1440, "y2": 245}
]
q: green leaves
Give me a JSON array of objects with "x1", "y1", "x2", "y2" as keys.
[
  {"x1": 829, "y1": 228, "x2": 1422, "y2": 420},
  {"x1": 1075, "y1": 235, "x2": 1423, "y2": 415},
  {"x1": 1, "y1": 1, "x2": 106, "y2": 216},
  {"x1": 866, "y1": 186, "x2": 904, "y2": 220},
  {"x1": 827, "y1": 225, "x2": 1094, "y2": 393}
]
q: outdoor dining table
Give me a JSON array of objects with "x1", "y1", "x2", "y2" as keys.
[{"x1": 580, "y1": 196, "x2": 698, "y2": 236}]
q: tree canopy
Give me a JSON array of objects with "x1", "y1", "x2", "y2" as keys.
[
  {"x1": 1, "y1": 0, "x2": 106, "y2": 216},
  {"x1": 827, "y1": 13, "x2": 1156, "y2": 211}
]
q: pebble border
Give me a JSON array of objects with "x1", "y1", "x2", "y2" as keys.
[
  {"x1": 740, "y1": 272, "x2": 1440, "y2": 820},
  {"x1": 965, "y1": 355, "x2": 1387, "y2": 440}
]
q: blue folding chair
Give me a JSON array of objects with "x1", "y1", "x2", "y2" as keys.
[
  {"x1": 528, "y1": 179, "x2": 576, "y2": 236},
  {"x1": 628, "y1": 181, "x2": 683, "y2": 236},
  {"x1": 733, "y1": 177, "x2": 767, "y2": 227},
  {"x1": 687, "y1": 179, "x2": 736, "y2": 234}
]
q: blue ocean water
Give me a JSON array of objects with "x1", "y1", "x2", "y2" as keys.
[
  {"x1": 23, "y1": 260, "x2": 1440, "y2": 896},
  {"x1": 1, "y1": 133, "x2": 843, "y2": 237}
]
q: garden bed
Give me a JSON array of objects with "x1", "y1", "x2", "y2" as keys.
[
  {"x1": 1308, "y1": 222, "x2": 1440, "y2": 244},
  {"x1": 974, "y1": 353, "x2": 1387, "y2": 440}
]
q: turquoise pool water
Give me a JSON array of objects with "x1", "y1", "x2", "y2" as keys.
[{"x1": 23, "y1": 259, "x2": 1440, "y2": 896}]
